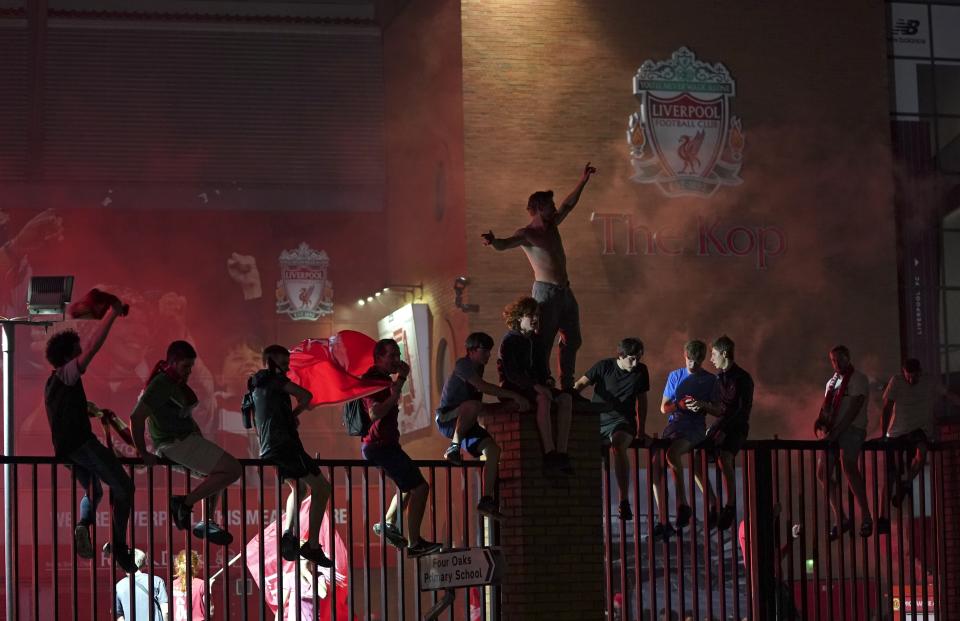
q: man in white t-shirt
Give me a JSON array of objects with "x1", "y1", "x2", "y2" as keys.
[
  {"x1": 877, "y1": 358, "x2": 960, "y2": 534},
  {"x1": 815, "y1": 345, "x2": 873, "y2": 539}
]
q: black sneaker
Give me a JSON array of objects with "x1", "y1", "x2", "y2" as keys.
[
  {"x1": 675, "y1": 504, "x2": 693, "y2": 529},
  {"x1": 406, "y1": 539, "x2": 442, "y2": 558},
  {"x1": 876, "y1": 517, "x2": 891, "y2": 535},
  {"x1": 443, "y1": 443, "x2": 463, "y2": 466},
  {"x1": 280, "y1": 530, "x2": 299, "y2": 562},
  {"x1": 299, "y1": 542, "x2": 334, "y2": 568},
  {"x1": 618, "y1": 500, "x2": 633, "y2": 521},
  {"x1": 717, "y1": 505, "x2": 736, "y2": 531},
  {"x1": 477, "y1": 496, "x2": 504, "y2": 521},
  {"x1": 113, "y1": 545, "x2": 138, "y2": 574},
  {"x1": 74, "y1": 524, "x2": 94, "y2": 559},
  {"x1": 192, "y1": 521, "x2": 233, "y2": 546},
  {"x1": 170, "y1": 496, "x2": 192, "y2": 531},
  {"x1": 373, "y1": 521, "x2": 407, "y2": 549},
  {"x1": 558, "y1": 452, "x2": 575, "y2": 476},
  {"x1": 651, "y1": 522, "x2": 676, "y2": 542}
]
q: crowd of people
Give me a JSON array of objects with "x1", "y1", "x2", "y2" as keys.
[{"x1": 41, "y1": 162, "x2": 946, "y2": 620}]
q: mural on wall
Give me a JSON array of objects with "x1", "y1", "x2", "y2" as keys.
[
  {"x1": 378, "y1": 303, "x2": 432, "y2": 437},
  {"x1": 628, "y1": 46, "x2": 745, "y2": 198}
]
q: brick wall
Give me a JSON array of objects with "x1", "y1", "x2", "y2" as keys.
[
  {"x1": 382, "y1": 0, "x2": 472, "y2": 459},
  {"x1": 483, "y1": 409, "x2": 604, "y2": 620}
]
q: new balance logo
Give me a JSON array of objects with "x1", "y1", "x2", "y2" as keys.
[{"x1": 892, "y1": 19, "x2": 921, "y2": 37}]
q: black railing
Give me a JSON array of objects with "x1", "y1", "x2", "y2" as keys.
[
  {"x1": 601, "y1": 439, "x2": 957, "y2": 621},
  {"x1": 0, "y1": 456, "x2": 492, "y2": 621}
]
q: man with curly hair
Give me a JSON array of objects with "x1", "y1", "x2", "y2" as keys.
[
  {"x1": 497, "y1": 296, "x2": 574, "y2": 475},
  {"x1": 44, "y1": 298, "x2": 137, "y2": 573},
  {"x1": 482, "y1": 162, "x2": 597, "y2": 390}
]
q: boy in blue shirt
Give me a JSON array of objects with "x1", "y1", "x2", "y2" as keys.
[{"x1": 651, "y1": 340, "x2": 718, "y2": 540}]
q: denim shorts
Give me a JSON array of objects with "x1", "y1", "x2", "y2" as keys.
[{"x1": 436, "y1": 418, "x2": 493, "y2": 458}]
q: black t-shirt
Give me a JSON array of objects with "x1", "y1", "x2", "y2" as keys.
[
  {"x1": 584, "y1": 358, "x2": 650, "y2": 422},
  {"x1": 44, "y1": 359, "x2": 96, "y2": 457},
  {"x1": 250, "y1": 369, "x2": 301, "y2": 457}
]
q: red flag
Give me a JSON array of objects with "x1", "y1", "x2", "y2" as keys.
[
  {"x1": 245, "y1": 496, "x2": 356, "y2": 620},
  {"x1": 68, "y1": 288, "x2": 129, "y2": 319},
  {"x1": 287, "y1": 331, "x2": 390, "y2": 407}
]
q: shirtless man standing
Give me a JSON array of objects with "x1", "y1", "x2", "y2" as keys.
[{"x1": 481, "y1": 162, "x2": 597, "y2": 390}]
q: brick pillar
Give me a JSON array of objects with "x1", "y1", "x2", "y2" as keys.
[
  {"x1": 938, "y1": 422, "x2": 960, "y2": 614},
  {"x1": 482, "y1": 409, "x2": 604, "y2": 620}
]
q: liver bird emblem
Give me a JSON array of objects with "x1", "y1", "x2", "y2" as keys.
[
  {"x1": 298, "y1": 285, "x2": 314, "y2": 308},
  {"x1": 677, "y1": 130, "x2": 705, "y2": 174}
]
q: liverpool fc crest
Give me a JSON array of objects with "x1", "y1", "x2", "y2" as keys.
[
  {"x1": 627, "y1": 47, "x2": 744, "y2": 198},
  {"x1": 276, "y1": 242, "x2": 334, "y2": 321}
]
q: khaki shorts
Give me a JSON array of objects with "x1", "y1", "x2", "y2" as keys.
[{"x1": 157, "y1": 433, "x2": 226, "y2": 475}]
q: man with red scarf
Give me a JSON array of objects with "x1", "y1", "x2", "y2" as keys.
[
  {"x1": 131, "y1": 340, "x2": 241, "y2": 544},
  {"x1": 816, "y1": 345, "x2": 873, "y2": 539}
]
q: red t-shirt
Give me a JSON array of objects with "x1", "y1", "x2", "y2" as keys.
[
  {"x1": 172, "y1": 577, "x2": 207, "y2": 621},
  {"x1": 360, "y1": 368, "x2": 400, "y2": 448}
]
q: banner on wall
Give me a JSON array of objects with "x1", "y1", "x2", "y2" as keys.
[
  {"x1": 378, "y1": 303, "x2": 431, "y2": 436},
  {"x1": 627, "y1": 46, "x2": 744, "y2": 198}
]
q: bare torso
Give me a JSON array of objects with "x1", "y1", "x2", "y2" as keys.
[{"x1": 519, "y1": 224, "x2": 567, "y2": 285}]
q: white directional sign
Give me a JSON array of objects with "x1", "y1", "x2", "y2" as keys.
[{"x1": 418, "y1": 547, "x2": 504, "y2": 591}]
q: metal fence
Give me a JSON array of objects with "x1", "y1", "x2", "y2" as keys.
[
  {"x1": 0, "y1": 456, "x2": 493, "y2": 621},
  {"x1": 601, "y1": 439, "x2": 956, "y2": 621}
]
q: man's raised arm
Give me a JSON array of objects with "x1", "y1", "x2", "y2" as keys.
[
  {"x1": 555, "y1": 162, "x2": 597, "y2": 224},
  {"x1": 76, "y1": 303, "x2": 123, "y2": 373}
]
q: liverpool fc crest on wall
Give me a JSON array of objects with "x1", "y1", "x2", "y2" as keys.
[
  {"x1": 627, "y1": 47, "x2": 744, "y2": 198},
  {"x1": 276, "y1": 242, "x2": 334, "y2": 320}
]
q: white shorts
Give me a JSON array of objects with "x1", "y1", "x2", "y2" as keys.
[{"x1": 157, "y1": 433, "x2": 226, "y2": 475}]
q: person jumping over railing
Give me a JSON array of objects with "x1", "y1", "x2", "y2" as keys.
[
  {"x1": 44, "y1": 295, "x2": 138, "y2": 573},
  {"x1": 650, "y1": 340, "x2": 718, "y2": 540},
  {"x1": 246, "y1": 344, "x2": 334, "y2": 567},
  {"x1": 815, "y1": 345, "x2": 873, "y2": 539},
  {"x1": 571, "y1": 337, "x2": 650, "y2": 521},
  {"x1": 131, "y1": 340, "x2": 241, "y2": 545},
  {"x1": 436, "y1": 331, "x2": 530, "y2": 521},
  {"x1": 360, "y1": 338, "x2": 442, "y2": 558}
]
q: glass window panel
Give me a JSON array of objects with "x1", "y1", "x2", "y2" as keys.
[
  {"x1": 889, "y1": 2, "x2": 931, "y2": 57},
  {"x1": 932, "y1": 5, "x2": 960, "y2": 59},
  {"x1": 940, "y1": 290, "x2": 960, "y2": 364},
  {"x1": 938, "y1": 117, "x2": 960, "y2": 172},
  {"x1": 893, "y1": 60, "x2": 934, "y2": 113},
  {"x1": 943, "y1": 230, "x2": 960, "y2": 286},
  {"x1": 928, "y1": 62, "x2": 960, "y2": 115}
]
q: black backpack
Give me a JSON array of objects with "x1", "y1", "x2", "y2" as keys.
[{"x1": 342, "y1": 399, "x2": 371, "y2": 437}]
